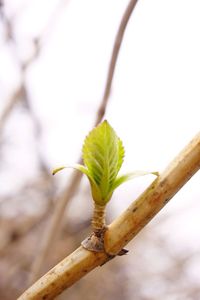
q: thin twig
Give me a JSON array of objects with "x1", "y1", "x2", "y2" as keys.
[
  {"x1": 29, "y1": 0, "x2": 139, "y2": 283},
  {"x1": 0, "y1": 7, "x2": 45, "y2": 173},
  {"x1": 0, "y1": 0, "x2": 68, "y2": 137},
  {"x1": 18, "y1": 132, "x2": 200, "y2": 300},
  {"x1": 0, "y1": 87, "x2": 23, "y2": 134},
  {"x1": 0, "y1": 0, "x2": 68, "y2": 255},
  {"x1": 0, "y1": 8, "x2": 40, "y2": 131},
  {"x1": 0, "y1": 1, "x2": 71, "y2": 179},
  {"x1": 95, "y1": 0, "x2": 138, "y2": 125},
  {"x1": 0, "y1": 1, "x2": 70, "y2": 186}
]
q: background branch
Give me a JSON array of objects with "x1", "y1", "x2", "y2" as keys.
[
  {"x1": 95, "y1": 0, "x2": 138, "y2": 124},
  {"x1": 18, "y1": 132, "x2": 200, "y2": 300},
  {"x1": 0, "y1": 1, "x2": 69, "y2": 254},
  {"x1": 0, "y1": 3, "x2": 56, "y2": 177}
]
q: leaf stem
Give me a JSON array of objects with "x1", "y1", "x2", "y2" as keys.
[{"x1": 91, "y1": 203, "x2": 106, "y2": 234}]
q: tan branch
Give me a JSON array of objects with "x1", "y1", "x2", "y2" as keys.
[
  {"x1": 18, "y1": 132, "x2": 200, "y2": 300},
  {"x1": 29, "y1": 0, "x2": 139, "y2": 282}
]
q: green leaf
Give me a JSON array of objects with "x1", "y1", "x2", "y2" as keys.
[
  {"x1": 82, "y1": 120, "x2": 124, "y2": 204},
  {"x1": 52, "y1": 167, "x2": 66, "y2": 175},
  {"x1": 52, "y1": 121, "x2": 159, "y2": 206},
  {"x1": 52, "y1": 164, "x2": 89, "y2": 177},
  {"x1": 52, "y1": 163, "x2": 104, "y2": 205},
  {"x1": 112, "y1": 171, "x2": 159, "y2": 190}
]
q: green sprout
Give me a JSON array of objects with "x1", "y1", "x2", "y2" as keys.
[{"x1": 53, "y1": 120, "x2": 158, "y2": 237}]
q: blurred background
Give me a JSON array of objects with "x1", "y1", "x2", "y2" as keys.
[{"x1": 0, "y1": 0, "x2": 200, "y2": 299}]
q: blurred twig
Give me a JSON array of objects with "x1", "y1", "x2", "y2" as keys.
[
  {"x1": 0, "y1": 0, "x2": 69, "y2": 252},
  {"x1": 0, "y1": 6, "x2": 44, "y2": 174},
  {"x1": 0, "y1": 0, "x2": 69, "y2": 175},
  {"x1": 18, "y1": 132, "x2": 200, "y2": 300},
  {"x1": 0, "y1": 87, "x2": 23, "y2": 134},
  {"x1": 94, "y1": 0, "x2": 138, "y2": 124},
  {"x1": 29, "y1": 0, "x2": 139, "y2": 283}
]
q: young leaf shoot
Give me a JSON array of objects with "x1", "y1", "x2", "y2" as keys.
[{"x1": 53, "y1": 120, "x2": 158, "y2": 247}]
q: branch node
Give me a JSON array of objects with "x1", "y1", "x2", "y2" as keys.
[
  {"x1": 81, "y1": 228, "x2": 129, "y2": 266},
  {"x1": 81, "y1": 227, "x2": 107, "y2": 253}
]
